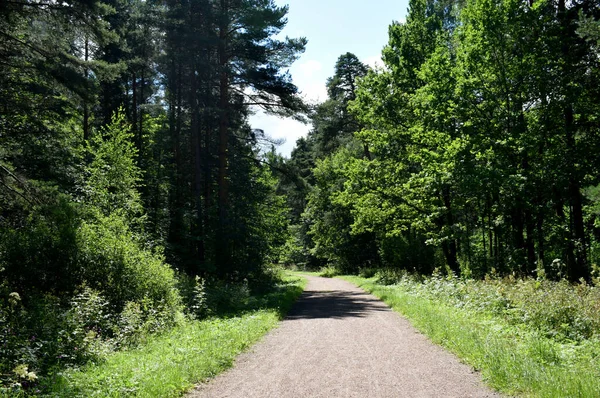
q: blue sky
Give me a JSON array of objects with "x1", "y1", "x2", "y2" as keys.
[{"x1": 250, "y1": 0, "x2": 410, "y2": 157}]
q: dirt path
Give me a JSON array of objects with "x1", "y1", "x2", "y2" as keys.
[{"x1": 188, "y1": 275, "x2": 500, "y2": 398}]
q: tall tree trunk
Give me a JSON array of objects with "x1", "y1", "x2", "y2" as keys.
[
  {"x1": 442, "y1": 187, "x2": 459, "y2": 274},
  {"x1": 481, "y1": 200, "x2": 488, "y2": 272},
  {"x1": 168, "y1": 59, "x2": 185, "y2": 265},
  {"x1": 132, "y1": 71, "x2": 138, "y2": 147},
  {"x1": 190, "y1": 60, "x2": 205, "y2": 267},
  {"x1": 140, "y1": 60, "x2": 146, "y2": 147},
  {"x1": 215, "y1": 0, "x2": 231, "y2": 271},
  {"x1": 537, "y1": 211, "x2": 545, "y2": 268},
  {"x1": 558, "y1": 0, "x2": 588, "y2": 281},
  {"x1": 83, "y1": 36, "x2": 90, "y2": 141},
  {"x1": 217, "y1": 0, "x2": 229, "y2": 219},
  {"x1": 566, "y1": 106, "x2": 587, "y2": 280}
]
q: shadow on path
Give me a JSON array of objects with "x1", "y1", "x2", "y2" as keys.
[{"x1": 286, "y1": 289, "x2": 389, "y2": 320}]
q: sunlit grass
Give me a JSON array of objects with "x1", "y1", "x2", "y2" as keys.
[
  {"x1": 38, "y1": 273, "x2": 306, "y2": 397},
  {"x1": 342, "y1": 275, "x2": 600, "y2": 398}
]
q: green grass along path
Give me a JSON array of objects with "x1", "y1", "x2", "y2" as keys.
[
  {"x1": 38, "y1": 273, "x2": 306, "y2": 398},
  {"x1": 188, "y1": 275, "x2": 497, "y2": 398}
]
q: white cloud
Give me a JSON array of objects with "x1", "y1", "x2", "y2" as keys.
[
  {"x1": 250, "y1": 112, "x2": 309, "y2": 158},
  {"x1": 364, "y1": 54, "x2": 384, "y2": 69},
  {"x1": 299, "y1": 82, "x2": 328, "y2": 104},
  {"x1": 247, "y1": 58, "x2": 330, "y2": 157},
  {"x1": 293, "y1": 59, "x2": 328, "y2": 103}
]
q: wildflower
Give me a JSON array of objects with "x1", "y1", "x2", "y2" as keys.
[
  {"x1": 13, "y1": 364, "x2": 38, "y2": 381},
  {"x1": 8, "y1": 292, "x2": 21, "y2": 308}
]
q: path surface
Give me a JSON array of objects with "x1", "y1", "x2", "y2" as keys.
[{"x1": 189, "y1": 275, "x2": 500, "y2": 398}]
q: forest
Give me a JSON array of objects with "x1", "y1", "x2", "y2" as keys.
[
  {"x1": 1, "y1": 0, "x2": 600, "y2": 395},
  {"x1": 1, "y1": 0, "x2": 305, "y2": 392},
  {"x1": 284, "y1": 0, "x2": 600, "y2": 282}
]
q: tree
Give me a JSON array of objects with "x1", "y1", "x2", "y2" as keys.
[{"x1": 211, "y1": 0, "x2": 307, "y2": 270}]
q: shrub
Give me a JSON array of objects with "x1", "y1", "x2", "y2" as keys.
[
  {"x1": 375, "y1": 267, "x2": 409, "y2": 285},
  {"x1": 59, "y1": 288, "x2": 114, "y2": 364},
  {"x1": 358, "y1": 267, "x2": 378, "y2": 278},
  {"x1": 0, "y1": 191, "x2": 81, "y2": 295},
  {"x1": 0, "y1": 288, "x2": 112, "y2": 392},
  {"x1": 77, "y1": 213, "x2": 182, "y2": 319},
  {"x1": 320, "y1": 265, "x2": 341, "y2": 278},
  {"x1": 205, "y1": 280, "x2": 251, "y2": 314}
]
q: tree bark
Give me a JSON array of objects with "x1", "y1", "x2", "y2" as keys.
[
  {"x1": 442, "y1": 187, "x2": 459, "y2": 274},
  {"x1": 558, "y1": 0, "x2": 588, "y2": 281},
  {"x1": 217, "y1": 0, "x2": 229, "y2": 219},
  {"x1": 83, "y1": 36, "x2": 90, "y2": 141}
]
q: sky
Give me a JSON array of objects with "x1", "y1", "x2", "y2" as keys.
[{"x1": 249, "y1": 0, "x2": 410, "y2": 157}]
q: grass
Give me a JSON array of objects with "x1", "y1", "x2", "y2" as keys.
[
  {"x1": 35, "y1": 272, "x2": 306, "y2": 398},
  {"x1": 342, "y1": 275, "x2": 600, "y2": 398}
]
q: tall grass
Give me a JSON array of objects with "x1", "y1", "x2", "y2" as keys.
[
  {"x1": 343, "y1": 274, "x2": 600, "y2": 397},
  {"x1": 34, "y1": 273, "x2": 306, "y2": 398}
]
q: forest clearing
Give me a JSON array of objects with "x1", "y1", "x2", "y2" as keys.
[{"x1": 2, "y1": 0, "x2": 600, "y2": 396}]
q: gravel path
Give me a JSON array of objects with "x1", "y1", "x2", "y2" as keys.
[{"x1": 188, "y1": 275, "x2": 500, "y2": 398}]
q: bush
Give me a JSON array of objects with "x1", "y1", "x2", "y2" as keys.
[
  {"x1": 358, "y1": 267, "x2": 378, "y2": 278},
  {"x1": 0, "y1": 111, "x2": 185, "y2": 393},
  {"x1": 77, "y1": 213, "x2": 182, "y2": 318},
  {"x1": 0, "y1": 286, "x2": 183, "y2": 392},
  {"x1": 375, "y1": 267, "x2": 410, "y2": 285},
  {"x1": 320, "y1": 265, "x2": 341, "y2": 278},
  {"x1": 205, "y1": 280, "x2": 252, "y2": 314},
  {"x1": 0, "y1": 191, "x2": 81, "y2": 295},
  {"x1": 0, "y1": 208, "x2": 184, "y2": 392},
  {"x1": 0, "y1": 288, "x2": 111, "y2": 393}
]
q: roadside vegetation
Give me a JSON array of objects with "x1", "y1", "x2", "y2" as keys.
[
  {"x1": 2, "y1": 272, "x2": 305, "y2": 398},
  {"x1": 342, "y1": 270, "x2": 600, "y2": 397}
]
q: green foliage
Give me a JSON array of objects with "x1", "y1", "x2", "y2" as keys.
[
  {"x1": 221, "y1": 149, "x2": 292, "y2": 279},
  {"x1": 42, "y1": 273, "x2": 306, "y2": 397},
  {"x1": 368, "y1": 271, "x2": 600, "y2": 342},
  {"x1": 319, "y1": 265, "x2": 342, "y2": 278},
  {"x1": 0, "y1": 284, "x2": 182, "y2": 392},
  {"x1": 77, "y1": 213, "x2": 182, "y2": 316},
  {"x1": 190, "y1": 277, "x2": 209, "y2": 320},
  {"x1": 60, "y1": 288, "x2": 114, "y2": 363},
  {"x1": 84, "y1": 109, "x2": 143, "y2": 222},
  {"x1": 304, "y1": 149, "x2": 379, "y2": 272},
  {"x1": 279, "y1": 225, "x2": 312, "y2": 267},
  {"x1": 287, "y1": 0, "x2": 600, "y2": 282},
  {"x1": 45, "y1": 315, "x2": 272, "y2": 398},
  {"x1": 1, "y1": 0, "x2": 307, "y2": 393},
  {"x1": 358, "y1": 267, "x2": 378, "y2": 278},
  {"x1": 379, "y1": 233, "x2": 438, "y2": 274},
  {"x1": 0, "y1": 189, "x2": 81, "y2": 295}
]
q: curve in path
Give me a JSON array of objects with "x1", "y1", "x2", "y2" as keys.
[{"x1": 188, "y1": 275, "x2": 500, "y2": 398}]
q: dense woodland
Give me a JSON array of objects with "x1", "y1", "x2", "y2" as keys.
[
  {"x1": 1, "y1": 0, "x2": 305, "y2": 390},
  {"x1": 281, "y1": 0, "x2": 600, "y2": 283},
  {"x1": 2, "y1": 0, "x2": 600, "y2": 393}
]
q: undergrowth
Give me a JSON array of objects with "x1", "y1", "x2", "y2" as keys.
[
  {"x1": 343, "y1": 271, "x2": 600, "y2": 397},
  {"x1": 2, "y1": 272, "x2": 305, "y2": 397},
  {"x1": 319, "y1": 265, "x2": 342, "y2": 278}
]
